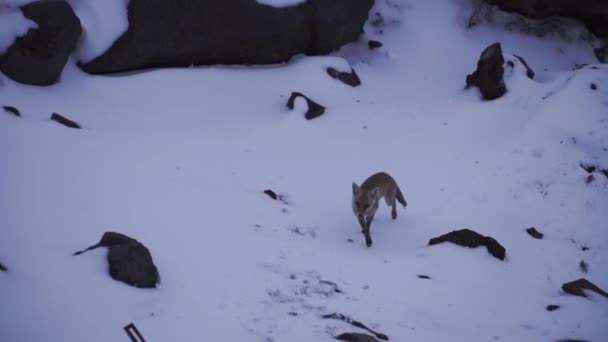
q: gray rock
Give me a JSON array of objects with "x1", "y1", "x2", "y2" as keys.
[
  {"x1": 562, "y1": 278, "x2": 608, "y2": 298},
  {"x1": 80, "y1": 0, "x2": 374, "y2": 74},
  {"x1": 0, "y1": 0, "x2": 81, "y2": 86},
  {"x1": 466, "y1": 42, "x2": 506, "y2": 100},
  {"x1": 74, "y1": 232, "x2": 159, "y2": 288},
  {"x1": 287, "y1": 92, "x2": 326, "y2": 120},
  {"x1": 336, "y1": 332, "x2": 382, "y2": 342},
  {"x1": 428, "y1": 228, "x2": 507, "y2": 261}
]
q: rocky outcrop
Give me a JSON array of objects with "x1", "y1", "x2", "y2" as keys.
[
  {"x1": 74, "y1": 232, "x2": 160, "y2": 288},
  {"x1": 484, "y1": 0, "x2": 608, "y2": 38},
  {"x1": 0, "y1": 1, "x2": 81, "y2": 86},
  {"x1": 428, "y1": 228, "x2": 507, "y2": 260},
  {"x1": 80, "y1": 0, "x2": 374, "y2": 74}
]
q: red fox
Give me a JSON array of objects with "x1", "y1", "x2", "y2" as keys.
[{"x1": 352, "y1": 172, "x2": 407, "y2": 247}]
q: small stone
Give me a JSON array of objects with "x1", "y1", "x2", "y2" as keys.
[
  {"x1": 417, "y1": 275, "x2": 431, "y2": 279},
  {"x1": 580, "y1": 163, "x2": 596, "y2": 173},
  {"x1": 579, "y1": 260, "x2": 588, "y2": 273},
  {"x1": 526, "y1": 227, "x2": 544, "y2": 239},
  {"x1": 546, "y1": 304, "x2": 560, "y2": 311},
  {"x1": 286, "y1": 92, "x2": 325, "y2": 120},
  {"x1": 264, "y1": 189, "x2": 278, "y2": 200},
  {"x1": 326, "y1": 67, "x2": 361, "y2": 87},
  {"x1": 288, "y1": 312, "x2": 298, "y2": 316},
  {"x1": 368, "y1": 40, "x2": 383, "y2": 50},
  {"x1": 562, "y1": 278, "x2": 608, "y2": 298},
  {"x1": 50, "y1": 113, "x2": 81, "y2": 129},
  {"x1": 590, "y1": 83, "x2": 597, "y2": 90},
  {"x1": 0, "y1": 262, "x2": 6, "y2": 271},
  {"x1": 586, "y1": 174, "x2": 595, "y2": 184},
  {"x1": 2, "y1": 106, "x2": 20, "y2": 117}
]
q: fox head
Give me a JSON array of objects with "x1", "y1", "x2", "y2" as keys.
[{"x1": 352, "y1": 182, "x2": 379, "y2": 218}]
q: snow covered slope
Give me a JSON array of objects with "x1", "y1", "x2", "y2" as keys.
[{"x1": 1, "y1": 0, "x2": 607, "y2": 341}]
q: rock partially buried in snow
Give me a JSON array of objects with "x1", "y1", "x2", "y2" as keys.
[
  {"x1": 51, "y1": 113, "x2": 81, "y2": 129},
  {"x1": 428, "y1": 228, "x2": 507, "y2": 261},
  {"x1": 326, "y1": 67, "x2": 362, "y2": 87},
  {"x1": 335, "y1": 332, "x2": 383, "y2": 342},
  {"x1": 561, "y1": 278, "x2": 608, "y2": 299},
  {"x1": 0, "y1": 262, "x2": 6, "y2": 271},
  {"x1": 74, "y1": 232, "x2": 160, "y2": 288},
  {"x1": 546, "y1": 304, "x2": 560, "y2": 311},
  {"x1": 2, "y1": 106, "x2": 20, "y2": 117},
  {"x1": 368, "y1": 40, "x2": 383, "y2": 50},
  {"x1": 79, "y1": 0, "x2": 374, "y2": 74},
  {"x1": 466, "y1": 42, "x2": 506, "y2": 100},
  {"x1": 287, "y1": 92, "x2": 326, "y2": 120},
  {"x1": 526, "y1": 227, "x2": 543, "y2": 239},
  {"x1": 0, "y1": 0, "x2": 81, "y2": 86}
]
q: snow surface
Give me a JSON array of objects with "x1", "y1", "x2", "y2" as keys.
[
  {"x1": 256, "y1": 0, "x2": 307, "y2": 8},
  {"x1": 0, "y1": 7, "x2": 37, "y2": 54},
  {"x1": 1, "y1": 0, "x2": 608, "y2": 341}
]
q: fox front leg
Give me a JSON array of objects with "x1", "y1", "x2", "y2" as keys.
[
  {"x1": 363, "y1": 215, "x2": 374, "y2": 247},
  {"x1": 356, "y1": 215, "x2": 372, "y2": 247}
]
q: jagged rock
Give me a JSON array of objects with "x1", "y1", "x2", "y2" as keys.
[
  {"x1": 327, "y1": 67, "x2": 361, "y2": 87},
  {"x1": 287, "y1": 92, "x2": 326, "y2": 120},
  {"x1": 336, "y1": 332, "x2": 382, "y2": 342},
  {"x1": 2, "y1": 106, "x2": 20, "y2": 117},
  {"x1": 526, "y1": 227, "x2": 544, "y2": 239},
  {"x1": 562, "y1": 278, "x2": 608, "y2": 298},
  {"x1": 74, "y1": 232, "x2": 159, "y2": 288},
  {"x1": 484, "y1": 0, "x2": 608, "y2": 38},
  {"x1": 0, "y1": 0, "x2": 81, "y2": 86},
  {"x1": 428, "y1": 228, "x2": 507, "y2": 261},
  {"x1": 546, "y1": 304, "x2": 560, "y2": 311},
  {"x1": 80, "y1": 0, "x2": 374, "y2": 74},
  {"x1": 466, "y1": 42, "x2": 506, "y2": 100},
  {"x1": 50, "y1": 113, "x2": 80, "y2": 129},
  {"x1": 368, "y1": 40, "x2": 383, "y2": 50}
]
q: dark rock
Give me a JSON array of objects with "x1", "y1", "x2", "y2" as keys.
[
  {"x1": 526, "y1": 227, "x2": 544, "y2": 239},
  {"x1": 2, "y1": 106, "x2": 20, "y2": 117},
  {"x1": 562, "y1": 278, "x2": 608, "y2": 298},
  {"x1": 582, "y1": 245, "x2": 590, "y2": 251},
  {"x1": 74, "y1": 232, "x2": 159, "y2": 288},
  {"x1": 466, "y1": 42, "x2": 507, "y2": 100},
  {"x1": 557, "y1": 340, "x2": 590, "y2": 342},
  {"x1": 80, "y1": 0, "x2": 374, "y2": 74},
  {"x1": 546, "y1": 304, "x2": 560, "y2": 311},
  {"x1": 586, "y1": 174, "x2": 595, "y2": 184},
  {"x1": 428, "y1": 228, "x2": 507, "y2": 261},
  {"x1": 602, "y1": 169, "x2": 608, "y2": 178},
  {"x1": 264, "y1": 189, "x2": 278, "y2": 200},
  {"x1": 579, "y1": 260, "x2": 588, "y2": 273},
  {"x1": 288, "y1": 312, "x2": 299, "y2": 316},
  {"x1": 0, "y1": 262, "x2": 6, "y2": 271},
  {"x1": 418, "y1": 275, "x2": 431, "y2": 279},
  {"x1": 287, "y1": 92, "x2": 326, "y2": 120},
  {"x1": 513, "y1": 54, "x2": 535, "y2": 79},
  {"x1": 368, "y1": 40, "x2": 383, "y2": 50},
  {"x1": 336, "y1": 332, "x2": 382, "y2": 342},
  {"x1": 580, "y1": 162, "x2": 597, "y2": 173},
  {"x1": 484, "y1": 0, "x2": 608, "y2": 38},
  {"x1": 0, "y1": 1, "x2": 81, "y2": 86},
  {"x1": 590, "y1": 83, "x2": 598, "y2": 90},
  {"x1": 327, "y1": 67, "x2": 361, "y2": 87},
  {"x1": 50, "y1": 113, "x2": 80, "y2": 129},
  {"x1": 323, "y1": 313, "x2": 389, "y2": 341},
  {"x1": 596, "y1": 45, "x2": 608, "y2": 63}
]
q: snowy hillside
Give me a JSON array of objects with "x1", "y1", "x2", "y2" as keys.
[{"x1": 1, "y1": 0, "x2": 607, "y2": 341}]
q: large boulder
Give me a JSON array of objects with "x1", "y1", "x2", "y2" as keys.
[
  {"x1": 80, "y1": 0, "x2": 374, "y2": 74},
  {"x1": 0, "y1": 1, "x2": 81, "y2": 86},
  {"x1": 484, "y1": 0, "x2": 608, "y2": 38},
  {"x1": 74, "y1": 232, "x2": 160, "y2": 288}
]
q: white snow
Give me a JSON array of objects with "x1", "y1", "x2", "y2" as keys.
[
  {"x1": 0, "y1": 7, "x2": 37, "y2": 54},
  {"x1": 256, "y1": 0, "x2": 307, "y2": 8},
  {"x1": 66, "y1": 0, "x2": 130, "y2": 63},
  {"x1": 1, "y1": 0, "x2": 607, "y2": 342}
]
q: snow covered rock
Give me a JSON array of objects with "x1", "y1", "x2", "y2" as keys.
[
  {"x1": 335, "y1": 332, "x2": 382, "y2": 342},
  {"x1": 287, "y1": 92, "x2": 326, "y2": 120},
  {"x1": 561, "y1": 278, "x2": 608, "y2": 299},
  {"x1": 74, "y1": 232, "x2": 160, "y2": 288},
  {"x1": 466, "y1": 42, "x2": 507, "y2": 100},
  {"x1": 326, "y1": 67, "x2": 362, "y2": 87},
  {"x1": 428, "y1": 228, "x2": 507, "y2": 261},
  {"x1": 80, "y1": 0, "x2": 374, "y2": 74},
  {"x1": 0, "y1": 0, "x2": 81, "y2": 86},
  {"x1": 484, "y1": 0, "x2": 608, "y2": 38}
]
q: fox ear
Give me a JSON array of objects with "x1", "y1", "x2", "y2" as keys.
[{"x1": 352, "y1": 182, "x2": 360, "y2": 195}]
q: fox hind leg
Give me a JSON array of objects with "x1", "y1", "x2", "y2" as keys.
[{"x1": 385, "y1": 196, "x2": 397, "y2": 220}]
